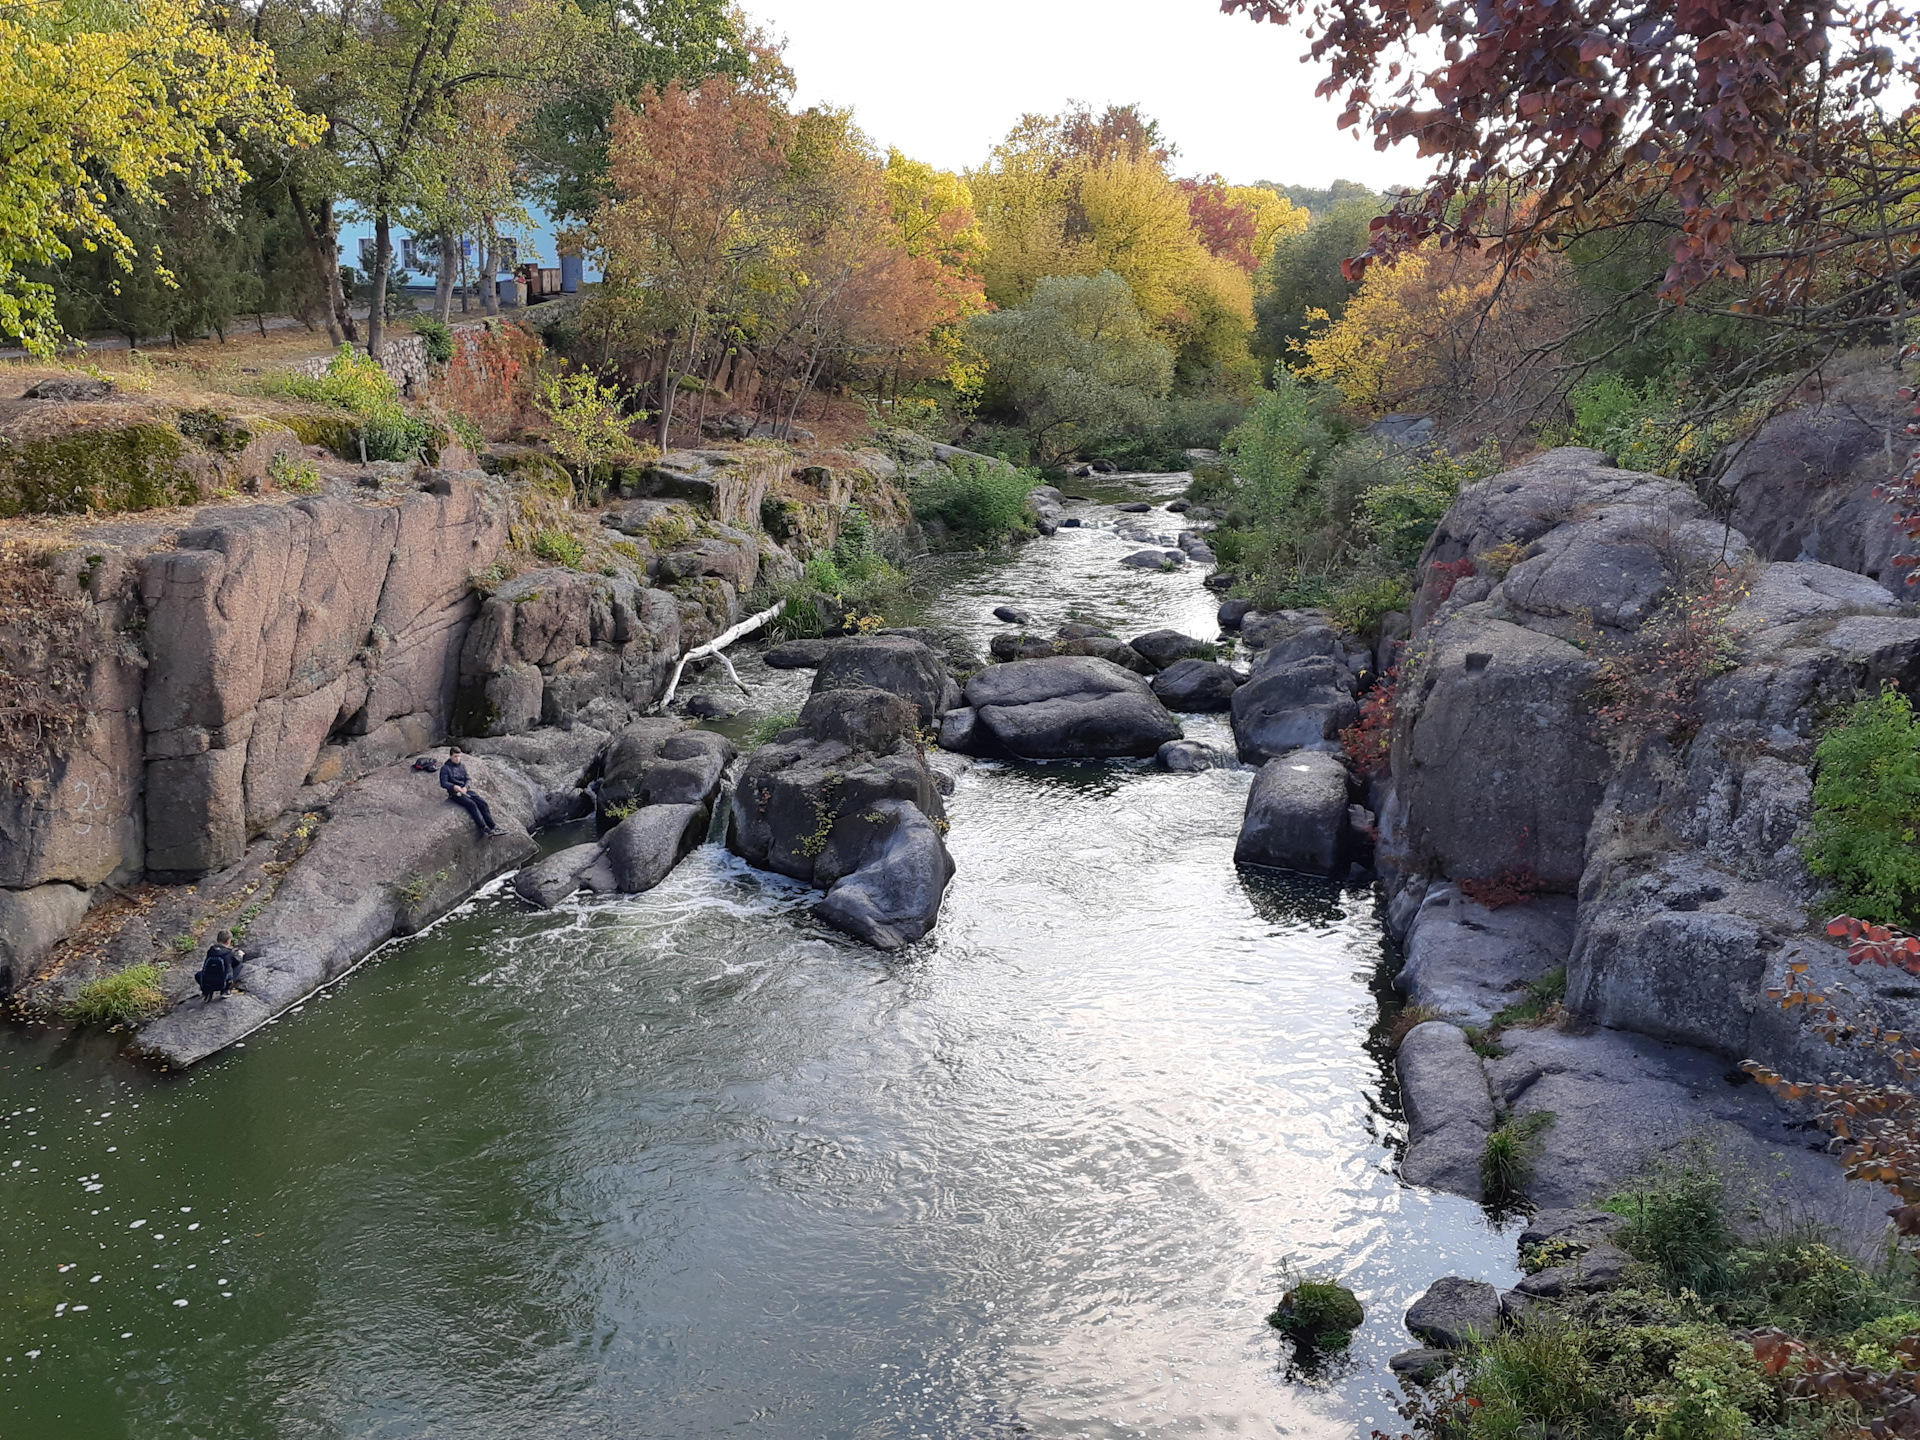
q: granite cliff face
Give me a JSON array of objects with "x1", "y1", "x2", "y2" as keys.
[
  {"x1": 1365, "y1": 430, "x2": 1920, "y2": 1222},
  {"x1": 0, "y1": 412, "x2": 924, "y2": 1059}
]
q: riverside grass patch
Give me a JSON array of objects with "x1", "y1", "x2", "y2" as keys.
[
  {"x1": 68, "y1": 963, "x2": 168, "y2": 1026},
  {"x1": 1434, "y1": 1160, "x2": 1920, "y2": 1440}
]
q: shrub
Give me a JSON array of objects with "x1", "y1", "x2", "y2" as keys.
[
  {"x1": 270, "y1": 450, "x2": 323, "y2": 495},
  {"x1": 1586, "y1": 570, "x2": 1747, "y2": 754},
  {"x1": 1184, "y1": 464, "x2": 1236, "y2": 506},
  {"x1": 1266, "y1": 1279, "x2": 1364, "y2": 1348},
  {"x1": 278, "y1": 345, "x2": 435, "y2": 461},
  {"x1": 1328, "y1": 572, "x2": 1410, "y2": 639},
  {"x1": 1806, "y1": 685, "x2": 1920, "y2": 930},
  {"x1": 446, "y1": 413, "x2": 484, "y2": 454},
  {"x1": 1340, "y1": 667, "x2": 1397, "y2": 780},
  {"x1": 1360, "y1": 440, "x2": 1503, "y2": 566},
  {"x1": 911, "y1": 457, "x2": 1039, "y2": 549},
  {"x1": 1604, "y1": 1163, "x2": 1734, "y2": 1293},
  {"x1": 411, "y1": 316, "x2": 454, "y2": 364},
  {"x1": 68, "y1": 963, "x2": 168, "y2": 1025},
  {"x1": 537, "y1": 368, "x2": 641, "y2": 489},
  {"x1": 533, "y1": 529, "x2": 586, "y2": 569}
]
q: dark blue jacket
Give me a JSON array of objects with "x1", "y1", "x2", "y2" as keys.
[{"x1": 439, "y1": 760, "x2": 471, "y2": 792}]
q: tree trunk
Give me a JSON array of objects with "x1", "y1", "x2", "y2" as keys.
[
  {"x1": 366, "y1": 211, "x2": 393, "y2": 357},
  {"x1": 458, "y1": 238, "x2": 471, "y2": 314},
  {"x1": 480, "y1": 238, "x2": 500, "y2": 316},
  {"x1": 658, "y1": 332, "x2": 682, "y2": 453},
  {"x1": 323, "y1": 199, "x2": 357, "y2": 343},
  {"x1": 433, "y1": 228, "x2": 456, "y2": 325},
  {"x1": 288, "y1": 181, "x2": 344, "y2": 347}
]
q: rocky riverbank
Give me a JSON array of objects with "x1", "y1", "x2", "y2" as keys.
[
  {"x1": 0, "y1": 352, "x2": 1054, "y2": 1064},
  {"x1": 1194, "y1": 424, "x2": 1920, "y2": 1254}
]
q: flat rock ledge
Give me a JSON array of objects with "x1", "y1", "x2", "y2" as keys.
[{"x1": 136, "y1": 753, "x2": 538, "y2": 1068}]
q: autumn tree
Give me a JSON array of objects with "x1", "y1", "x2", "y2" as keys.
[
  {"x1": 0, "y1": 0, "x2": 318, "y2": 356},
  {"x1": 1294, "y1": 243, "x2": 1580, "y2": 433},
  {"x1": 599, "y1": 74, "x2": 793, "y2": 447},
  {"x1": 968, "y1": 106, "x2": 1256, "y2": 385},
  {"x1": 1224, "y1": 0, "x2": 1920, "y2": 402}
]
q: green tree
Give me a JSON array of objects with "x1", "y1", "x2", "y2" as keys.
[
  {"x1": 0, "y1": 0, "x2": 318, "y2": 355},
  {"x1": 1253, "y1": 196, "x2": 1381, "y2": 364},
  {"x1": 517, "y1": 0, "x2": 750, "y2": 222},
  {"x1": 967, "y1": 271, "x2": 1175, "y2": 466}
]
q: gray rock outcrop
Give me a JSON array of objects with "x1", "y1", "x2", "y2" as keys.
[
  {"x1": 1398, "y1": 887, "x2": 1576, "y2": 1027},
  {"x1": 1396, "y1": 1022, "x2": 1496, "y2": 1201},
  {"x1": 138, "y1": 753, "x2": 538, "y2": 1067}
]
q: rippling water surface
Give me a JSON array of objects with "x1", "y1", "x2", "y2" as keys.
[{"x1": 1, "y1": 479, "x2": 1516, "y2": 1438}]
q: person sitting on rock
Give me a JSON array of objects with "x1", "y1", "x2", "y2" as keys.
[
  {"x1": 196, "y1": 930, "x2": 245, "y2": 1001},
  {"x1": 439, "y1": 747, "x2": 503, "y2": 836}
]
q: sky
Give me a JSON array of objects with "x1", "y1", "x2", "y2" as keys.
[{"x1": 745, "y1": 0, "x2": 1427, "y2": 190}]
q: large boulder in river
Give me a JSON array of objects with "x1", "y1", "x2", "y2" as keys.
[
  {"x1": 1128, "y1": 629, "x2": 1210, "y2": 670},
  {"x1": 811, "y1": 635, "x2": 958, "y2": 726},
  {"x1": 1151, "y1": 658, "x2": 1239, "y2": 711},
  {"x1": 513, "y1": 842, "x2": 605, "y2": 908},
  {"x1": 729, "y1": 688, "x2": 945, "y2": 879},
  {"x1": 964, "y1": 656, "x2": 1182, "y2": 759},
  {"x1": 1234, "y1": 750, "x2": 1352, "y2": 874},
  {"x1": 592, "y1": 803, "x2": 710, "y2": 893},
  {"x1": 1230, "y1": 656, "x2": 1357, "y2": 762},
  {"x1": 813, "y1": 798, "x2": 955, "y2": 949},
  {"x1": 596, "y1": 718, "x2": 734, "y2": 826},
  {"x1": 728, "y1": 687, "x2": 954, "y2": 950}
]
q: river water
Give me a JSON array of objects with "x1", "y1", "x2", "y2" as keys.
[{"x1": 0, "y1": 479, "x2": 1517, "y2": 1439}]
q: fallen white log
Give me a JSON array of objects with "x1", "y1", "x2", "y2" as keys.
[{"x1": 653, "y1": 600, "x2": 785, "y2": 712}]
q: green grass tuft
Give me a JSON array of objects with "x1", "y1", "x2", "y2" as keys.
[{"x1": 68, "y1": 964, "x2": 168, "y2": 1026}]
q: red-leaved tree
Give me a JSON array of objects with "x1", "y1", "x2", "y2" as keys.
[{"x1": 1219, "y1": 0, "x2": 1920, "y2": 438}]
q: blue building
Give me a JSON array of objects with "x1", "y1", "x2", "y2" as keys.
[{"x1": 336, "y1": 207, "x2": 601, "y2": 291}]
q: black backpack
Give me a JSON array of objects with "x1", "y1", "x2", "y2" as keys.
[{"x1": 411, "y1": 756, "x2": 440, "y2": 772}]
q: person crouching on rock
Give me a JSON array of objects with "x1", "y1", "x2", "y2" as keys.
[
  {"x1": 196, "y1": 930, "x2": 245, "y2": 1001},
  {"x1": 439, "y1": 747, "x2": 503, "y2": 836}
]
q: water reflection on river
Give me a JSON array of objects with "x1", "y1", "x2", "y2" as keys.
[{"x1": 0, "y1": 477, "x2": 1515, "y2": 1438}]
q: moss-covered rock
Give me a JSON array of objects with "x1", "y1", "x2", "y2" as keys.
[
  {"x1": 0, "y1": 422, "x2": 194, "y2": 517},
  {"x1": 1267, "y1": 1281, "x2": 1365, "y2": 1348},
  {"x1": 283, "y1": 411, "x2": 362, "y2": 458}
]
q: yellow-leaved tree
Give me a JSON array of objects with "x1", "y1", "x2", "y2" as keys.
[
  {"x1": 0, "y1": 0, "x2": 319, "y2": 356},
  {"x1": 1292, "y1": 246, "x2": 1577, "y2": 434}
]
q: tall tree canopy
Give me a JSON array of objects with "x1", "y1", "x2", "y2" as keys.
[
  {"x1": 1, "y1": 0, "x2": 318, "y2": 355},
  {"x1": 1222, "y1": 0, "x2": 1915, "y2": 308}
]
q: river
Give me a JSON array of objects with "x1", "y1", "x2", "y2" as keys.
[{"x1": 0, "y1": 477, "x2": 1517, "y2": 1438}]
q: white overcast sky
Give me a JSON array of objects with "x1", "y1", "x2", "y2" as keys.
[{"x1": 742, "y1": 0, "x2": 1426, "y2": 189}]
